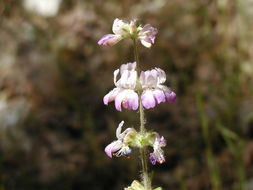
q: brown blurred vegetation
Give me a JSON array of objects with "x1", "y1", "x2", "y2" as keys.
[{"x1": 0, "y1": 0, "x2": 253, "y2": 190}]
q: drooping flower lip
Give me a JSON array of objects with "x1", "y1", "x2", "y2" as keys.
[
  {"x1": 165, "y1": 90, "x2": 176, "y2": 103},
  {"x1": 105, "y1": 140, "x2": 123, "y2": 158},
  {"x1": 115, "y1": 89, "x2": 139, "y2": 111},
  {"x1": 97, "y1": 34, "x2": 123, "y2": 46}
]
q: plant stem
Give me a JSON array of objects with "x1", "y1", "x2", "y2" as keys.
[
  {"x1": 139, "y1": 101, "x2": 151, "y2": 190},
  {"x1": 133, "y1": 38, "x2": 140, "y2": 71},
  {"x1": 133, "y1": 38, "x2": 152, "y2": 190}
]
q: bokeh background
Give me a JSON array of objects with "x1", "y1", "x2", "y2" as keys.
[{"x1": 1, "y1": 0, "x2": 253, "y2": 190}]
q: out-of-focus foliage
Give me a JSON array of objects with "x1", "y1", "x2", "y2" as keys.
[{"x1": 0, "y1": 0, "x2": 253, "y2": 190}]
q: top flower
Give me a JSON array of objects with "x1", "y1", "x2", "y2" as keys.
[{"x1": 98, "y1": 18, "x2": 158, "y2": 48}]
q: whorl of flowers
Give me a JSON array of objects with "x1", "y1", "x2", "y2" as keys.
[
  {"x1": 103, "y1": 63, "x2": 176, "y2": 111},
  {"x1": 98, "y1": 18, "x2": 158, "y2": 48},
  {"x1": 104, "y1": 122, "x2": 167, "y2": 166}
]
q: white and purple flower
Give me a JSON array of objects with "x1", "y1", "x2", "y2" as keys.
[
  {"x1": 138, "y1": 24, "x2": 158, "y2": 48},
  {"x1": 103, "y1": 62, "x2": 139, "y2": 111},
  {"x1": 140, "y1": 68, "x2": 176, "y2": 109},
  {"x1": 105, "y1": 121, "x2": 136, "y2": 158},
  {"x1": 149, "y1": 135, "x2": 166, "y2": 165},
  {"x1": 98, "y1": 18, "x2": 158, "y2": 48}
]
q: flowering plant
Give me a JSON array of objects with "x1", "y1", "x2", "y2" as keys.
[{"x1": 98, "y1": 18, "x2": 176, "y2": 190}]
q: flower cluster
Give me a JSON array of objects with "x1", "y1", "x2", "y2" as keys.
[
  {"x1": 103, "y1": 62, "x2": 138, "y2": 111},
  {"x1": 98, "y1": 18, "x2": 158, "y2": 48},
  {"x1": 103, "y1": 62, "x2": 176, "y2": 111},
  {"x1": 105, "y1": 121, "x2": 167, "y2": 165}
]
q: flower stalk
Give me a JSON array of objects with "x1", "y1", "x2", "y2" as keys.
[
  {"x1": 133, "y1": 38, "x2": 152, "y2": 190},
  {"x1": 99, "y1": 18, "x2": 176, "y2": 190}
]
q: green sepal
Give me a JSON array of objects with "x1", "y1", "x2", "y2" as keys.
[{"x1": 130, "y1": 131, "x2": 155, "y2": 148}]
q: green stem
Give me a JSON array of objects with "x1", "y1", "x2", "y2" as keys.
[
  {"x1": 133, "y1": 38, "x2": 152, "y2": 190},
  {"x1": 133, "y1": 38, "x2": 140, "y2": 71},
  {"x1": 139, "y1": 100, "x2": 151, "y2": 190}
]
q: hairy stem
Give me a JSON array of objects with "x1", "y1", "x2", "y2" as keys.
[
  {"x1": 133, "y1": 38, "x2": 140, "y2": 71},
  {"x1": 139, "y1": 102, "x2": 151, "y2": 190},
  {"x1": 133, "y1": 38, "x2": 152, "y2": 190}
]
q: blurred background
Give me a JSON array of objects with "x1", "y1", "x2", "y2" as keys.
[{"x1": 0, "y1": 0, "x2": 253, "y2": 190}]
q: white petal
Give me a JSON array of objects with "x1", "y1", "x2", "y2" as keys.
[
  {"x1": 140, "y1": 39, "x2": 152, "y2": 48},
  {"x1": 127, "y1": 70, "x2": 137, "y2": 88},
  {"x1": 118, "y1": 70, "x2": 129, "y2": 87},
  {"x1": 112, "y1": 18, "x2": 128, "y2": 35},
  {"x1": 113, "y1": 69, "x2": 120, "y2": 86},
  {"x1": 156, "y1": 68, "x2": 166, "y2": 84},
  {"x1": 120, "y1": 62, "x2": 137, "y2": 74},
  {"x1": 146, "y1": 70, "x2": 158, "y2": 87},
  {"x1": 117, "y1": 63, "x2": 137, "y2": 89},
  {"x1": 116, "y1": 121, "x2": 124, "y2": 139}
]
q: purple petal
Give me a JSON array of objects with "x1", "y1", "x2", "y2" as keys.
[
  {"x1": 165, "y1": 90, "x2": 176, "y2": 103},
  {"x1": 103, "y1": 88, "x2": 119, "y2": 105},
  {"x1": 158, "y1": 136, "x2": 166, "y2": 147},
  {"x1": 141, "y1": 24, "x2": 158, "y2": 36},
  {"x1": 98, "y1": 34, "x2": 122, "y2": 46},
  {"x1": 141, "y1": 90, "x2": 156, "y2": 109},
  {"x1": 114, "y1": 91, "x2": 125, "y2": 111},
  {"x1": 104, "y1": 141, "x2": 122, "y2": 158},
  {"x1": 139, "y1": 24, "x2": 158, "y2": 47},
  {"x1": 124, "y1": 90, "x2": 139, "y2": 110},
  {"x1": 153, "y1": 89, "x2": 166, "y2": 104},
  {"x1": 149, "y1": 153, "x2": 157, "y2": 165},
  {"x1": 142, "y1": 36, "x2": 153, "y2": 44}
]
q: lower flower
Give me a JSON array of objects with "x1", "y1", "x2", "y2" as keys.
[
  {"x1": 104, "y1": 121, "x2": 136, "y2": 158},
  {"x1": 149, "y1": 135, "x2": 166, "y2": 165}
]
